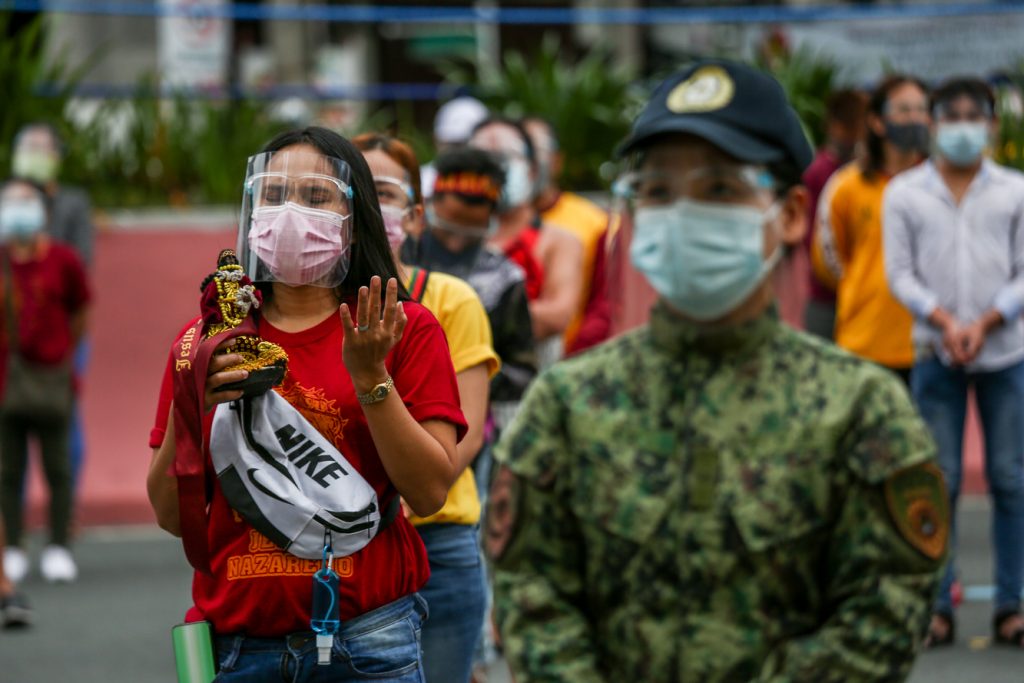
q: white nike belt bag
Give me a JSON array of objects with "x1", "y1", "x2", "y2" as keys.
[{"x1": 210, "y1": 391, "x2": 395, "y2": 559}]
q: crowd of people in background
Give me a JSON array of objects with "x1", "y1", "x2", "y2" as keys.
[
  {"x1": 0, "y1": 54, "x2": 1023, "y2": 682},
  {"x1": 800, "y1": 73, "x2": 1024, "y2": 650}
]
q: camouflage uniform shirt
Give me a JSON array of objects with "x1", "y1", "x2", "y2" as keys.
[{"x1": 490, "y1": 304, "x2": 947, "y2": 682}]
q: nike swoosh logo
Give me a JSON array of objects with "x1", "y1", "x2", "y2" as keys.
[{"x1": 247, "y1": 468, "x2": 294, "y2": 506}]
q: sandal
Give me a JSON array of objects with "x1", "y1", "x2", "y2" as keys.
[
  {"x1": 923, "y1": 611, "x2": 955, "y2": 649},
  {"x1": 993, "y1": 609, "x2": 1024, "y2": 647}
]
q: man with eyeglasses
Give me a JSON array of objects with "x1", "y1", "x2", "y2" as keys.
[
  {"x1": 885, "y1": 77, "x2": 1024, "y2": 649},
  {"x1": 486, "y1": 59, "x2": 945, "y2": 682}
]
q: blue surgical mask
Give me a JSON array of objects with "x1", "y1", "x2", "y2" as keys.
[
  {"x1": 935, "y1": 122, "x2": 989, "y2": 167},
  {"x1": 630, "y1": 199, "x2": 780, "y2": 321},
  {"x1": 0, "y1": 200, "x2": 46, "y2": 241},
  {"x1": 499, "y1": 158, "x2": 533, "y2": 212}
]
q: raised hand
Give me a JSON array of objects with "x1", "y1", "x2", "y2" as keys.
[{"x1": 339, "y1": 276, "x2": 408, "y2": 393}]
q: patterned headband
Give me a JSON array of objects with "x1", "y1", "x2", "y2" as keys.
[{"x1": 433, "y1": 172, "x2": 501, "y2": 202}]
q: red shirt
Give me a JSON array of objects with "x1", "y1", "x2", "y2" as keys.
[
  {"x1": 565, "y1": 230, "x2": 611, "y2": 356},
  {"x1": 0, "y1": 242, "x2": 90, "y2": 388},
  {"x1": 502, "y1": 228, "x2": 544, "y2": 301},
  {"x1": 150, "y1": 302, "x2": 466, "y2": 636},
  {"x1": 802, "y1": 148, "x2": 844, "y2": 304}
]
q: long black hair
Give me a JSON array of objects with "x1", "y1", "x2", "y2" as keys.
[
  {"x1": 863, "y1": 75, "x2": 929, "y2": 181},
  {"x1": 259, "y1": 126, "x2": 410, "y2": 302}
]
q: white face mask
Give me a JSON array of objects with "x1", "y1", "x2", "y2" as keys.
[
  {"x1": 630, "y1": 199, "x2": 780, "y2": 321},
  {"x1": 12, "y1": 150, "x2": 59, "y2": 184},
  {"x1": 499, "y1": 158, "x2": 533, "y2": 212},
  {"x1": 0, "y1": 199, "x2": 46, "y2": 242},
  {"x1": 380, "y1": 204, "x2": 410, "y2": 251}
]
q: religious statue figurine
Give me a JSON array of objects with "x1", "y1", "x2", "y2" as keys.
[{"x1": 201, "y1": 248, "x2": 287, "y2": 396}]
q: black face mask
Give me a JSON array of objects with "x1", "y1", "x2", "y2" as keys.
[{"x1": 884, "y1": 121, "x2": 930, "y2": 154}]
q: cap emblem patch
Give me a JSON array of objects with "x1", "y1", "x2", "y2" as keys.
[{"x1": 666, "y1": 66, "x2": 735, "y2": 114}]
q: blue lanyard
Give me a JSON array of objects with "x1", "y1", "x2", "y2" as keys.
[{"x1": 311, "y1": 531, "x2": 341, "y2": 666}]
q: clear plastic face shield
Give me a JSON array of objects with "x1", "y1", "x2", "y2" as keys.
[
  {"x1": 612, "y1": 162, "x2": 776, "y2": 216},
  {"x1": 238, "y1": 150, "x2": 354, "y2": 288},
  {"x1": 373, "y1": 175, "x2": 414, "y2": 210},
  {"x1": 373, "y1": 175, "x2": 415, "y2": 250},
  {"x1": 425, "y1": 199, "x2": 498, "y2": 238},
  {"x1": 610, "y1": 159, "x2": 779, "y2": 263},
  {"x1": 469, "y1": 125, "x2": 535, "y2": 211}
]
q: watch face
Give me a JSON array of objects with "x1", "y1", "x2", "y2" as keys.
[{"x1": 373, "y1": 385, "x2": 388, "y2": 399}]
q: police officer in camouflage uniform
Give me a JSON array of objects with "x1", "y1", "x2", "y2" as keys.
[{"x1": 485, "y1": 59, "x2": 948, "y2": 682}]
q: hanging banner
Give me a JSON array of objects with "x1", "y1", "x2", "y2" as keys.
[
  {"x1": 653, "y1": 12, "x2": 1024, "y2": 84},
  {"x1": 783, "y1": 13, "x2": 1024, "y2": 83},
  {"x1": 158, "y1": 0, "x2": 232, "y2": 91}
]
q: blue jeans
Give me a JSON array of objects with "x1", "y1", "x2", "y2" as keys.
[
  {"x1": 70, "y1": 339, "x2": 89, "y2": 488},
  {"x1": 212, "y1": 593, "x2": 428, "y2": 682},
  {"x1": 912, "y1": 358, "x2": 1024, "y2": 615},
  {"x1": 472, "y1": 444, "x2": 494, "y2": 508},
  {"x1": 417, "y1": 524, "x2": 487, "y2": 683}
]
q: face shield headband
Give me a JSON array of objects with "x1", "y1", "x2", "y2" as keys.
[{"x1": 237, "y1": 150, "x2": 355, "y2": 288}]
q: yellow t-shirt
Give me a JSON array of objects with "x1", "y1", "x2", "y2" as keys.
[
  {"x1": 405, "y1": 268, "x2": 500, "y2": 527},
  {"x1": 812, "y1": 163, "x2": 914, "y2": 368},
  {"x1": 542, "y1": 191, "x2": 609, "y2": 348}
]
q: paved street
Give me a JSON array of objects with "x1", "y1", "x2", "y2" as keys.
[{"x1": 1, "y1": 497, "x2": 1022, "y2": 682}]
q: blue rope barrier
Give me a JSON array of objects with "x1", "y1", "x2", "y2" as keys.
[
  {"x1": 5, "y1": 0, "x2": 1024, "y2": 25},
  {"x1": 50, "y1": 82, "x2": 450, "y2": 100}
]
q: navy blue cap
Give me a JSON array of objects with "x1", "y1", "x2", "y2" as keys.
[{"x1": 618, "y1": 59, "x2": 814, "y2": 173}]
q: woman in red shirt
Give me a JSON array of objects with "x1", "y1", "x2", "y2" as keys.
[
  {"x1": 0, "y1": 178, "x2": 89, "y2": 586},
  {"x1": 146, "y1": 128, "x2": 466, "y2": 682}
]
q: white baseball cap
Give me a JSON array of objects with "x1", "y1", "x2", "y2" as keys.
[{"x1": 434, "y1": 96, "x2": 489, "y2": 145}]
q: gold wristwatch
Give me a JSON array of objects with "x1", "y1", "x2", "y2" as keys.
[{"x1": 357, "y1": 375, "x2": 394, "y2": 406}]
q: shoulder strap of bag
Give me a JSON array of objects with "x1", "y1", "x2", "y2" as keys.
[
  {"x1": 2, "y1": 251, "x2": 20, "y2": 356},
  {"x1": 379, "y1": 495, "x2": 400, "y2": 531},
  {"x1": 171, "y1": 316, "x2": 262, "y2": 574},
  {"x1": 407, "y1": 267, "x2": 430, "y2": 304}
]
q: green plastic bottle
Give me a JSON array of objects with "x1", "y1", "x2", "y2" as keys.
[{"x1": 172, "y1": 621, "x2": 216, "y2": 683}]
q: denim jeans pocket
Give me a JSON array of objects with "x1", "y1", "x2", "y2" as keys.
[
  {"x1": 335, "y1": 604, "x2": 424, "y2": 679},
  {"x1": 212, "y1": 636, "x2": 243, "y2": 676}
]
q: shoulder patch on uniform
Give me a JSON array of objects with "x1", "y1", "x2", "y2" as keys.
[
  {"x1": 885, "y1": 462, "x2": 949, "y2": 561},
  {"x1": 484, "y1": 465, "x2": 523, "y2": 562}
]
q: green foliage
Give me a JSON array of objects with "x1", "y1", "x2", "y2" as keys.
[
  {"x1": 62, "y1": 82, "x2": 290, "y2": 207},
  {"x1": 997, "y1": 114, "x2": 1024, "y2": 173},
  {"x1": 755, "y1": 46, "x2": 840, "y2": 149},
  {"x1": 994, "y1": 70, "x2": 1024, "y2": 173},
  {"x1": 442, "y1": 33, "x2": 643, "y2": 190},
  {"x1": 354, "y1": 99, "x2": 436, "y2": 170},
  {"x1": 1, "y1": 11, "x2": 288, "y2": 207},
  {"x1": 0, "y1": 11, "x2": 98, "y2": 175}
]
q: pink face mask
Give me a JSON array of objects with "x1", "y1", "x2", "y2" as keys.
[
  {"x1": 247, "y1": 203, "x2": 351, "y2": 286},
  {"x1": 380, "y1": 204, "x2": 409, "y2": 251}
]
